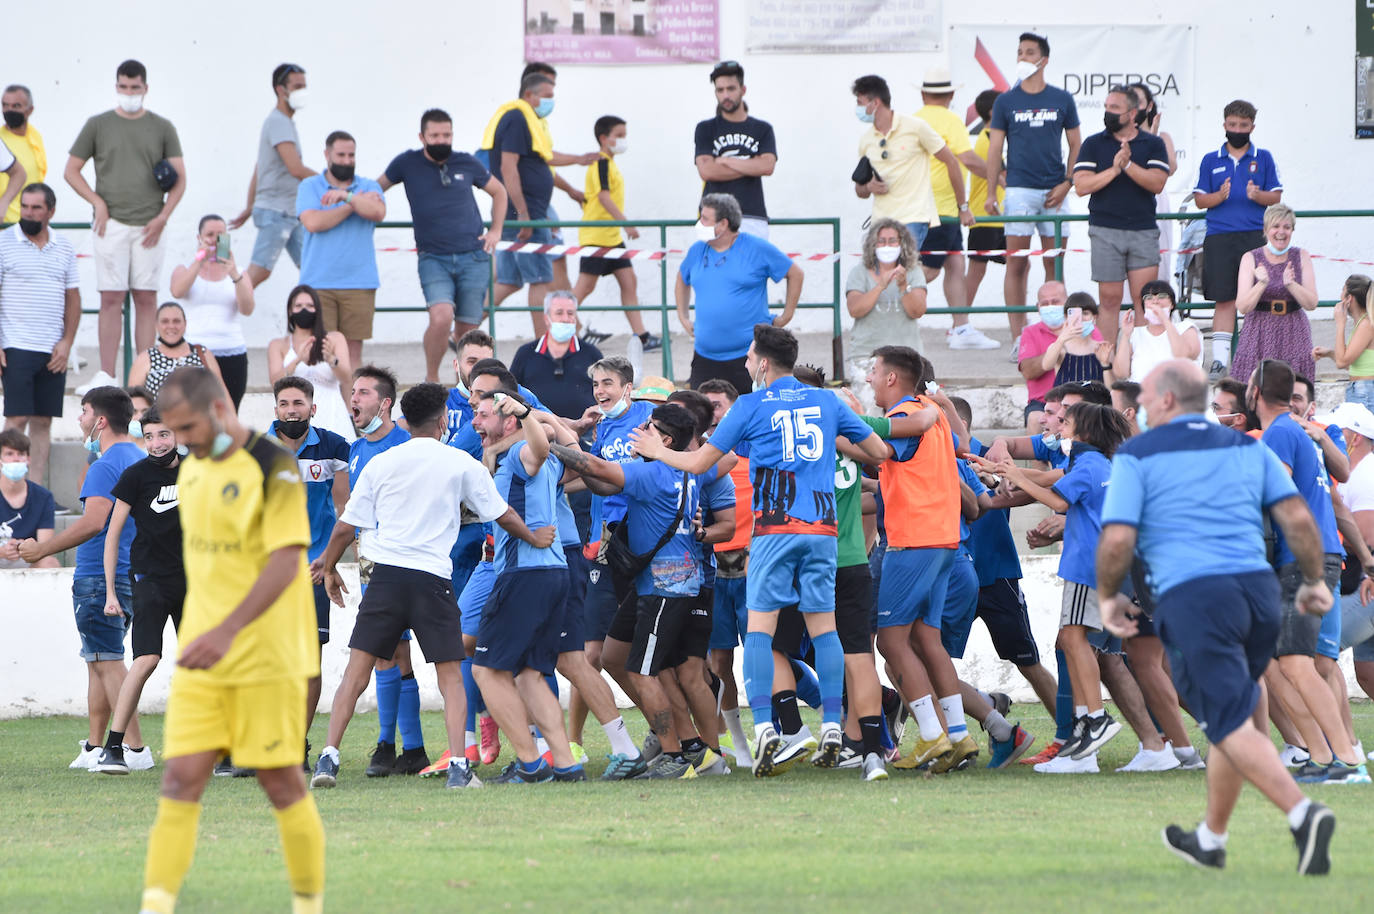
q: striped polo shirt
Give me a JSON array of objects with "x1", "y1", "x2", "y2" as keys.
[{"x1": 0, "y1": 224, "x2": 78, "y2": 353}]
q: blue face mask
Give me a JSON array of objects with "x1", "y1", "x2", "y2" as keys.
[
  {"x1": 83, "y1": 435, "x2": 101, "y2": 457},
  {"x1": 600, "y1": 397, "x2": 628, "y2": 419},
  {"x1": 456, "y1": 379, "x2": 470, "y2": 400},
  {"x1": 549, "y1": 321, "x2": 577, "y2": 343},
  {"x1": 1040, "y1": 431, "x2": 1060, "y2": 449},
  {"x1": 360, "y1": 413, "x2": 384, "y2": 435},
  {"x1": 128, "y1": 419, "x2": 143, "y2": 441},
  {"x1": 1, "y1": 461, "x2": 27, "y2": 481},
  {"x1": 1137, "y1": 403, "x2": 1149, "y2": 432},
  {"x1": 1265, "y1": 242, "x2": 1291, "y2": 257},
  {"x1": 534, "y1": 97, "x2": 555, "y2": 118},
  {"x1": 1040, "y1": 306, "x2": 1065, "y2": 329},
  {"x1": 1080, "y1": 319, "x2": 1096, "y2": 338},
  {"x1": 855, "y1": 104, "x2": 875, "y2": 124},
  {"x1": 210, "y1": 432, "x2": 233, "y2": 458}
]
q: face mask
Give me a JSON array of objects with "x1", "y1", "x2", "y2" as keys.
[
  {"x1": 147, "y1": 448, "x2": 177, "y2": 468},
  {"x1": 1136, "y1": 104, "x2": 1157, "y2": 128},
  {"x1": 84, "y1": 434, "x2": 102, "y2": 457},
  {"x1": 534, "y1": 97, "x2": 555, "y2": 118},
  {"x1": 1137, "y1": 403, "x2": 1150, "y2": 432},
  {"x1": 1039, "y1": 305, "x2": 1065, "y2": 329},
  {"x1": 695, "y1": 221, "x2": 718, "y2": 244},
  {"x1": 1, "y1": 461, "x2": 27, "y2": 481},
  {"x1": 1266, "y1": 242, "x2": 1291, "y2": 257},
  {"x1": 128, "y1": 419, "x2": 143, "y2": 441},
  {"x1": 360, "y1": 413, "x2": 384, "y2": 435},
  {"x1": 855, "y1": 104, "x2": 875, "y2": 124},
  {"x1": 1225, "y1": 130, "x2": 1251, "y2": 149},
  {"x1": 611, "y1": 139, "x2": 629, "y2": 155},
  {"x1": 875, "y1": 245, "x2": 902, "y2": 264},
  {"x1": 18, "y1": 218, "x2": 42, "y2": 236},
  {"x1": 328, "y1": 162, "x2": 355, "y2": 182},
  {"x1": 1103, "y1": 112, "x2": 1126, "y2": 133},
  {"x1": 600, "y1": 397, "x2": 629, "y2": 419},
  {"x1": 157, "y1": 336, "x2": 183, "y2": 349},
  {"x1": 456, "y1": 378, "x2": 471, "y2": 399},
  {"x1": 292, "y1": 309, "x2": 318, "y2": 330},
  {"x1": 210, "y1": 431, "x2": 234, "y2": 458},
  {"x1": 2, "y1": 110, "x2": 24, "y2": 129},
  {"x1": 116, "y1": 93, "x2": 144, "y2": 114},
  {"x1": 1014, "y1": 60, "x2": 1040, "y2": 82},
  {"x1": 276, "y1": 417, "x2": 310, "y2": 439},
  {"x1": 176, "y1": 444, "x2": 190, "y2": 457},
  {"x1": 1059, "y1": 438, "x2": 1073, "y2": 456},
  {"x1": 287, "y1": 88, "x2": 309, "y2": 111},
  {"x1": 753, "y1": 364, "x2": 768, "y2": 392},
  {"x1": 1144, "y1": 309, "x2": 1164, "y2": 326},
  {"x1": 425, "y1": 143, "x2": 452, "y2": 162},
  {"x1": 1080, "y1": 319, "x2": 1096, "y2": 338},
  {"x1": 1040, "y1": 431, "x2": 1059, "y2": 449},
  {"x1": 549, "y1": 321, "x2": 576, "y2": 343}
]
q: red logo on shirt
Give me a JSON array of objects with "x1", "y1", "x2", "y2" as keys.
[
  {"x1": 1249, "y1": 160, "x2": 1258, "y2": 173},
  {"x1": 309, "y1": 463, "x2": 322, "y2": 480}
]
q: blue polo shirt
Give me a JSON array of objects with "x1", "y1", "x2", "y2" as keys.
[
  {"x1": 678, "y1": 233, "x2": 793, "y2": 360},
  {"x1": 1261, "y1": 413, "x2": 1344, "y2": 564},
  {"x1": 296, "y1": 173, "x2": 383, "y2": 289},
  {"x1": 1049, "y1": 443, "x2": 1112, "y2": 588},
  {"x1": 1073, "y1": 129, "x2": 1171, "y2": 231},
  {"x1": 1102, "y1": 414, "x2": 1297, "y2": 597},
  {"x1": 1193, "y1": 143, "x2": 1282, "y2": 235},
  {"x1": 383, "y1": 149, "x2": 491, "y2": 255},
  {"x1": 270, "y1": 422, "x2": 351, "y2": 560},
  {"x1": 1031, "y1": 432, "x2": 1070, "y2": 469},
  {"x1": 967, "y1": 437, "x2": 1023, "y2": 586}
]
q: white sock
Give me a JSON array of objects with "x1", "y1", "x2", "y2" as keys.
[
  {"x1": 977, "y1": 689, "x2": 993, "y2": 705},
  {"x1": 723, "y1": 707, "x2": 749, "y2": 755},
  {"x1": 910, "y1": 696, "x2": 944, "y2": 741},
  {"x1": 602, "y1": 716, "x2": 639, "y2": 758},
  {"x1": 754, "y1": 720, "x2": 775, "y2": 739},
  {"x1": 983, "y1": 709, "x2": 1013, "y2": 742},
  {"x1": 534, "y1": 736, "x2": 550, "y2": 757},
  {"x1": 1075, "y1": 704, "x2": 1089, "y2": 718},
  {"x1": 1196, "y1": 822, "x2": 1228, "y2": 851},
  {"x1": 1211, "y1": 332, "x2": 1232, "y2": 365},
  {"x1": 938, "y1": 695, "x2": 968, "y2": 738},
  {"x1": 321, "y1": 746, "x2": 340, "y2": 762},
  {"x1": 1087, "y1": 708, "x2": 1105, "y2": 720},
  {"x1": 465, "y1": 730, "x2": 477, "y2": 750},
  {"x1": 1286, "y1": 798, "x2": 1312, "y2": 830},
  {"x1": 1174, "y1": 744, "x2": 1198, "y2": 760}
]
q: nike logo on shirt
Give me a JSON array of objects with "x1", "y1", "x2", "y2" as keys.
[{"x1": 149, "y1": 485, "x2": 179, "y2": 514}]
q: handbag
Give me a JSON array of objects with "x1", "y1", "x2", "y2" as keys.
[
  {"x1": 852, "y1": 156, "x2": 880, "y2": 185},
  {"x1": 605, "y1": 471, "x2": 689, "y2": 583}
]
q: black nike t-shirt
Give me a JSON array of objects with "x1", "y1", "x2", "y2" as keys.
[
  {"x1": 693, "y1": 114, "x2": 777, "y2": 220},
  {"x1": 111, "y1": 457, "x2": 184, "y2": 576}
]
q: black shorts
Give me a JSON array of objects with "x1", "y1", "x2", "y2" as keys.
[
  {"x1": 560, "y1": 547, "x2": 589, "y2": 653},
  {"x1": 606, "y1": 577, "x2": 640, "y2": 644},
  {"x1": 772, "y1": 602, "x2": 806, "y2": 656},
  {"x1": 835, "y1": 564, "x2": 874, "y2": 654},
  {"x1": 627, "y1": 594, "x2": 696, "y2": 677},
  {"x1": 668, "y1": 588, "x2": 713, "y2": 667},
  {"x1": 313, "y1": 582, "x2": 331, "y2": 644},
  {"x1": 919, "y1": 219, "x2": 964, "y2": 270},
  {"x1": 131, "y1": 574, "x2": 185, "y2": 659},
  {"x1": 975, "y1": 578, "x2": 1040, "y2": 666},
  {"x1": 1, "y1": 348, "x2": 65, "y2": 417},
  {"x1": 689, "y1": 352, "x2": 751, "y2": 399},
  {"x1": 584, "y1": 560, "x2": 620, "y2": 642},
  {"x1": 579, "y1": 245, "x2": 632, "y2": 276},
  {"x1": 1202, "y1": 230, "x2": 1264, "y2": 303},
  {"x1": 475, "y1": 567, "x2": 567, "y2": 675},
  {"x1": 967, "y1": 226, "x2": 1007, "y2": 264},
  {"x1": 1024, "y1": 399, "x2": 1046, "y2": 423},
  {"x1": 350, "y1": 564, "x2": 463, "y2": 664}
]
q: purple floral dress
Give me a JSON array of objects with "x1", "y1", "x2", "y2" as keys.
[{"x1": 1230, "y1": 246, "x2": 1311, "y2": 382}]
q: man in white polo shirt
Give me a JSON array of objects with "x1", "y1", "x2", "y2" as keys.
[{"x1": 0, "y1": 182, "x2": 80, "y2": 485}]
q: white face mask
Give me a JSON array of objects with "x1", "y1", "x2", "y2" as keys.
[
  {"x1": 875, "y1": 245, "x2": 902, "y2": 264},
  {"x1": 287, "y1": 88, "x2": 309, "y2": 111},
  {"x1": 611, "y1": 138, "x2": 628, "y2": 155},
  {"x1": 1014, "y1": 60, "x2": 1040, "y2": 82},
  {"x1": 116, "y1": 92, "x2": 145, "y2": 114},
  {"x1": 1059, "y1": 438, "x2": 1073, "y2": 456},
  {"x1": 695, "y1": 221, "x2": 718, "y2": 244},
  {"x1": 1144, "y1": 310, "x2": 1164, "y2": 326}
]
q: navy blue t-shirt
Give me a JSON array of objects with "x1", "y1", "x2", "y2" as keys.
[
  {"x1": 384, "y1": 149, "x2": 491, "y2": 254},
  {"x1": 1073, "y1": 130, "x2": 1170, "y2": 231},
  {"x1": 0, "y1": 480, "x2": 56, "y2": 560},
  {"x1": 990, "y1": 84, "x2": 1080, "y2": 189},
  {"x1": 491, "y1": 111, "x2": 553, "y2": 220}
]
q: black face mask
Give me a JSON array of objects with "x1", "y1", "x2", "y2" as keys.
[
  {"x1": 276, "y1": 417, "x2": 310, "y2": 439},
  {"x1": 147, "y1": 448, "x2": 178, "y2": 467},
  {"x1": 328, "y1": 162, "x2": 355, "y2": 182},
  {"x1": 425, "y1": 143, "x2": 452, "y2": 162},
  {"x1": 157, "y1": 335, "x2": 184, "y2": 348},
  {"x1": 1225, "y1": 130, "x2": 1251, "y2": 149},
  {"x1": 1103, "y1": 112, "x2": 1126, "y2": 133},
  {"x1": 2, "y1": 110, "x2": 24, "y2": 129},
  {"x1": 18, "y1": 218, "x2": 42, "y2": 236},
  {"x1": 1135, "y1": 104, "x2": 1157, "y2": 128},
  {"x1": 291, "y1": 309, "x2": 318, "y2": 329}
]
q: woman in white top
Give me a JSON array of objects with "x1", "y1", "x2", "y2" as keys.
[
  {"x1": 1111, "y1": 280, "x2": 1203, "y2": 382},
  {"x1": 169, "y1": 215, "x2": 255, "y2": 410},
  {"x1": 267, "y1": 285, "x2": 355, "y2": 440},
  {"x1": 844, "y1": 219, "x2": 927, "y2": 412}
]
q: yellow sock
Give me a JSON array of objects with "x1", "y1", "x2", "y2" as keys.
[
  {"x1": 273, "y1": 794, "x2": 325, "y2": 909},
  {"x1": 142, "y1": 797, "x2": 202, "y2": 913}
]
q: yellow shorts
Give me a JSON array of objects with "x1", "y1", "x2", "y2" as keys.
[{"x1": 163, "y1": 673, "x2": 307, "y2": 770}]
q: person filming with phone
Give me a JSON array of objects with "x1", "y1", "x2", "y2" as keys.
[{"x1": 169, "y1": 215, "x2": 255, "y2": 410}]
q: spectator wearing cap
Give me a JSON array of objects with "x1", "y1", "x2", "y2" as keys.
[
  {"x1": 1328, "y1": 402, "x2": 1374, "y2": 698},
  {"x1": 632, "y1": 376, "x2": 674, "y2": 404},
  {"x1": 677, "y1": 193, "x2": 801, "y2": 395},
  {"x1": 510, "y1": 290, "x2": 602, "y2": 422},
  {"x1": 1, "y1": 84, "x2": 43, "y2": 226},
  {"x1": 694, "y1": 60, "x2": 777, "y2": 239}
]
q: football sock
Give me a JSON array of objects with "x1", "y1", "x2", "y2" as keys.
[
  {"x1": 910, "y1": 695, "x2": 944, "y2": 741},
  {"x1": 812, "y1": 630, "x2": 844, "y2": 725},
  {"x1": 1287, "y1": 798, "x2": 1312, "y2": 830},
  {"x1": 602, "y1": 716, "x2": 639, "y2": 757},
  {"x1": 790, "y1": 657, "x2": 822, "y2": 709},
  {"x1": 983, "y1": 709, "x2": 1014, "y2": 743},
  {"x1": 938, "y1": 695, "x2": 968, "y2": 740},
  {"x1": 374, "y1": 666, "x2": 401, "y2": 745},
  {"x1": 519, "y1": 757, "x2": 544, "y2": 774},
  {"x1": 465, "y1": 730, "x2": 477, "y2": 751},
  {"x1": 1075, "y1": 705, "x2": 1089, "y2": 718},
  {"x1": 742, "y1": 631, "x2": 775, "y2": 735},
  {"x1": 544, "y1": 674, "x2": 560, "y2": 701},
  {"x1": 142, "y1": 797, "x2": 201, "y2": 913},
  {"x1": 1196, "y1": 822, "x2": 1228, "y2": 851},
  {"x1": 1088, "y1": 707, "x2": 1105, "y2": 720},
  {"x1": 1055, "y1": 650, "x2": 1074, "y2": 741},
  {"x1": 722, "y1": 707, "x2": 749, "y2": 756},
  {"x1": 554, "y1": 764, "x2": 583, "y2": 775},
  {"x1": 273, "y1": 795, "x2": 325, "y2": 908},
  {"x1": 106, "y1": 729, "x2": 125, "y2": 751},
  {"x1": 859, "y1": 716, "x2": 884, "y2": 756},
  {"x1": 1211, "y1": 331, "x2": 1232, "y2": 366},
  {"x1": 773, "y1": 691, "x2": 804, "y2": 735},
  {"x1": 398, "y1": 673, "x2": 423, "y2": 750},
  {"x1": 680, "y1": 736, "x2": 706, "y2": 754},
  {"x1": 461, "y1": 657, "x2": 479, "y2": 734}
]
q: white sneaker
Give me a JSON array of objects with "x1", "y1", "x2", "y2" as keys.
[
  {"x1": 75, "y1": 370, "x2": 119, "y2": 396},
  {"x1": 1034, "y1": 750, "x2": 1100, "y2": 773},
  {"x1": 1279, "y1": 743, "x2": 1310, "y2": 768},
  {"x1": 1009, "y1": 335, "x2": 1021, "y2": 362},
  {"x1": 1116, "y1": 743, "x2": 1182, "y2": 773},
  {"x1": 69, "y1": 740, "x2": 101, "y2": 770},
  {"x1": 124, "y1": 745, "x2": 155, "y2": 771},
  {"x1": 948, "y1": 325, "x2": 1001, "y2": 350},
  {"x1": 1173, "y1": 745, "x2": 1207, "y2": 770}
]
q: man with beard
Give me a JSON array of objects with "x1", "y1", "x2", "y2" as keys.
[{"x1": 694, "y1": 60, "x2": 777, "y2": 239}]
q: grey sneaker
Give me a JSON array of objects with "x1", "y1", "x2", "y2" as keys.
[
  {"x1": 445, "y1": 759, "x2": 483, "y2": 789},
  {"x1": 636, "y1": 753, "x2": 696, "y2": 780},
  {"x1": 310, "y1": 753, "x2": 339, "y2": 789},
  {"x1": 862, "y1": 752, "x2": 889, "y2": 781},
  {"x1": 1207, "y1": 359, "x2": 1228, "y2": 382},
  {"x1": 641, "y1": 731, "x2": 662, "y2": 763}
]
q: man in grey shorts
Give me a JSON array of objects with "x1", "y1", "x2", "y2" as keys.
[{"x1": 1071, "y1": 85, "x2": 1169, "y2": 341}]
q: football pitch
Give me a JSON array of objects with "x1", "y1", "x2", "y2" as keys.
[{"x1": 4, "y1": 703, "x2": 1373, "y2": 912}]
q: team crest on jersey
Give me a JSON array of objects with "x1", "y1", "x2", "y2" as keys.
[
  {"x1": 221, "y1": 483, "x2": 240, "y2": 502},
  {"x1": 308, "y1": 462, "x2": 323, "y2": 481},
  {"x1": 589, "y1": 568, "x2": 601, "y2": 584}
]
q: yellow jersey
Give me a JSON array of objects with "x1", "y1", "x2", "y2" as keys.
[
  {"x1": 0, "y1": 124, "x2": 46, "y2": 224},
  {"x1": 969, "y1": 127, "x2": 1005, "y2": 229},
  {"x1": 915, "y1": 105, "x2": 972, "y2": 219},
  {"x1": 580, "y1": 154, "x2": 625, "y2": 247},
  {"x1": 177, "y1": 432, "x2": 317, "y2": 685}
]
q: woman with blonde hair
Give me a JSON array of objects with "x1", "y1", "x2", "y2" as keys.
[
  {"x1": 844, "y1": 219, "x2": 926, "y2": 409},
  {"x1": 1314, "y1": 274, "x2": 1374, "y2": 411},
  {"x1": 1230, "y1": 203, "x2": 1318, "y2": 382}
]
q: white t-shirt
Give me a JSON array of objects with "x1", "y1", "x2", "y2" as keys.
[
  {"x1": 183, "y1": 274, "x2": 246, "y2": 355},
  {"x1": 1339, "y1": 454, "x2": 1374, "y2": 514},
  {"x1": 341, "y1": 436, "x2": 508, "y2": 578},
  {"x1": 1127, "y1": 317, "x2": 1203, "y2": 382}
]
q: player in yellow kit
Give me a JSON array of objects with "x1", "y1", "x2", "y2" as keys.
[{"x1": 140, "y1": 366, "x2": 324, "y2": 914}]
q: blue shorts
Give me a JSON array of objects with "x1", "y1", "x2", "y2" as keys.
[
  {"x1": 583, "y1": 560, "x2": 619, "y2": 642},
  {"x1": 417, "y1": 250, "x2": 491, "y2": 324},
  {"x1": 249, "y1": 207, "x2": 304, "y2": 270},
  {"x1": 1002, "y1": 186, "x2": 1070, "y2": 239},
  {"x1": 903, "y1": 222, "x2": 930, "y2": 249},
  {"x1": 1340, "y1": 590, "x2": 1374, "y2": 662},
  {"x1": 710, "y1": 575, "x2": 748, "y2": 650},
  {"x1": 73, "y1": 575, "x2": 134, "y2": 661},
  {"x1": 450, "y1": 524, "x2": 486, "y2": 598},
  {"x1": 495, "y1": 225, "x2": 554, "y2": 287},
  {"x1": 746, "y1": 533, "x2": 837, "y2": 614},
  {"x1": 561, "y1": 546, "x2": 589, "y2": 653},
  {"x1": 1316, "y1": 598, "x2": 1342, "y2": 661},
  {"x1": 474, "y1": 568, "x2": 567, "y2": 675},
  {"x1": 1155, "y1": 570, "x2": 1280, "y2": 744},
  {"x1": 546, "y1": 203, "x2": 567, "y2": 255},
  {"x1": 940, "y1": 551, "x2": 979, "y2": 658},
  {"x1": 876, "y1": 547, "x2": 954, "y2": 629},
  {"x1": 459, "y1": 560, "x2": 496, "y2": 638}
]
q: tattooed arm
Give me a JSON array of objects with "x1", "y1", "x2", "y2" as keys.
[{"x1": 550, "y1": 442, "x2": 626, "y2": 495}]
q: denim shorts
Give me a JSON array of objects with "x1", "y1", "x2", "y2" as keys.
[
  {"x1": 249, "y1": 207, "x2": 304, "y2": 270},
  {"x1": 1339, "y1": 590, "x2": 1374, "y2": 662},
  {"x1": 495, "y1": 225, "x2": 554, "y2": 287},
  {"x1": 418, "y1": 251, "x2": 492, "y2": 324},
  {"x1": 73, "y1": 574, "x2": 134, "y2": 661},
  {"x1": 1003, "y1": 186, "x2": 1070, "y2": 239},
  {"x1": 902, "y1": 222, "x2": 930, "y2": 250},
  {"x1": 1347, "y1": 379, "x2": 1374, "y2": 415}
]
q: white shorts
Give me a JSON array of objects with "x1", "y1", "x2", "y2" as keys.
[
  {"x1": 739, "y1": 217, "x2": 770, "y2": 240},
  {"x1": 93, "y1": 218, "x2": 165, "y2": 292}
]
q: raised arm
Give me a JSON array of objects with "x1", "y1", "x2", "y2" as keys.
[{"x1": 550, "y1": 442, "x2": 627, "y2": 493}]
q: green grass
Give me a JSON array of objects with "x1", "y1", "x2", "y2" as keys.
[{"x1": 3, "y1": 703, "x2": 1374, "y2": 912}]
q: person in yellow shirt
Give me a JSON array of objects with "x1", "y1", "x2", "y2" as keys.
[
  {"x1": 140, "y1": 366, "x2": 324, "y2": 914},
  {"x1": 914, "y1": 67, "x2": 998, "y2": 352},
  {"x1": 0, "y1": 85, "x2": 39, "y2": 224},
  {"x1": 571, "y1": 115, "x2": 658, "y2": 351},
  {"x1": 966, "y1": 90, "x2": 1011, "y2": 334}
]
